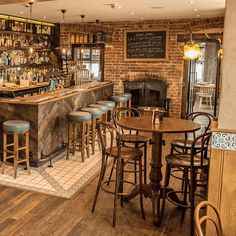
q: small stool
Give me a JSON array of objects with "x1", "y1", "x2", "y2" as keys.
[
  {"x1": 81, "y1": 107, "x2": 102, "y2": 155},
  {"x1": 118, "y1": 93, "x2": 132, "y2": 107},
  {"x1": 111, "y1": 95, "x2": 129, "y2": 108},
  {"x1": 2, "y1": 120, "x2": 31, "y2": 179},
  {"x1": 97, "y1": 100, "x2": 115, "y2": 122},
  {"x1": 67, "y1": 111, "x2": 92, "y2": 162}
]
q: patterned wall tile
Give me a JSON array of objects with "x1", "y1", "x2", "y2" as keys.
[{"x1": 212, "y1": 132, "x2": 236, "y2": 151}]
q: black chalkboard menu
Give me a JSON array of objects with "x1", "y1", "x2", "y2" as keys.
[{"x1": 124, "y1": 29, "x2": 169, "y2": 61}]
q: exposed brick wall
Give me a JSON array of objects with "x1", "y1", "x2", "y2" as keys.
[{"x1": 60, "y1": 17, "x2": 224, "y2": 117}]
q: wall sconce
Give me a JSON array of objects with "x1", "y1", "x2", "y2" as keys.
[{"x1": 183, "y1": 32, "x2": 201, "y2": 60}]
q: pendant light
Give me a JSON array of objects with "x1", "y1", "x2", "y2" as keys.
[
  {"x1": 183, "y1": 32, "x2": 201, "y2": 60},
  {"x1": 80, "y1": 14, "x2": 85, "y2": 54},
  {"x1": 55, "y1": 9, "x2": 69, "y2": 54},
  {"x1": 28, "y1": 1, "x2": 34, "y2": 54},
  {"x1": 61, "y1": 9, "x2": 67, "y2": 54}
]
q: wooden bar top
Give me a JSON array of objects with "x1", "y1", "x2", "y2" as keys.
[
  {"x1": 0, "y1": 82, "x2": 49, "y2": 92},
  {"x1": 0, "y1": 81, "x2": 112, "y2": 105}
]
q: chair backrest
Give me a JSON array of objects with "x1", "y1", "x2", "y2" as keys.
[
  {"x1": 190, "y1": 131, "x2": 212, "y2": 167},
  {"x1": 198, "y1": 85, "x2": 215, "y2": 96},
  {"x1": 195, "y1": 200, "x2": 223, "y2": 236},
  {"x1": 112, "y1": 107, "x2": 141, "y2": 135},
  {"x1": 96, "y1": 121, "x2": 121, "y2": 156},
  {"x1": 185, "y1": 112, "x2": 216, "y2": 139},
  {"x1": 75, "y1": 68, "x2": 90, "y2": 85}
]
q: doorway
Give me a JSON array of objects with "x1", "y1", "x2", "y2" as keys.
[{"x1": 184, "y1": 41, "x2": 221, "y2": 118}]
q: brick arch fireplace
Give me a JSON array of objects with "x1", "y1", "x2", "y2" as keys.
[{"x1": 124, "y1": 77, "x2": 170, "y2": 115}]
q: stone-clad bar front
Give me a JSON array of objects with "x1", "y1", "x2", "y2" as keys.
[{"x1": 0, "y1": 82, "x2": 113, "y2": 166}]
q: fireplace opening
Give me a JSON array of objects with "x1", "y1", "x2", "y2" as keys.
[
  {"x1": 124, "y1": 78, "x2": 170, "y2": 115},
  {"x1": 148, "y1": 90, "x2": 160, "y2": 107}
]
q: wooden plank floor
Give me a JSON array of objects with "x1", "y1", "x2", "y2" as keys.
[{"x1": 0, "y1": 133, "x2": 193, "y2": 236}]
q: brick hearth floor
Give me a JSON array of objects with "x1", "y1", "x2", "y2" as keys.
[{"x1": 0, "y1": 147, "x2": 102, "y2": 198}]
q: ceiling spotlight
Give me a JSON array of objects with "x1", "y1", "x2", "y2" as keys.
[
  {"x1": 61, "y1": 9, "x2": 66, "y2": 23},
  {"x1": 194, "y1": 8, "x2": 198, "y2": 12},
  {"x1": 107, "y1": 3, "x2": 121, "y2": 9},
  {"x1": 188, "y1": 0, "x2": 195, "y2": 4},
  {"x1": 150, "y1": 6, "x2": 164, "y2": 9},
  {"x1": 130, "y1": 12, "x2": 135, "y2": 15}
]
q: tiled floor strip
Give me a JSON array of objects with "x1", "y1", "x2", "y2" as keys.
[{"x1": 0, "y1": 149, "x2": 102, "y2": 198}]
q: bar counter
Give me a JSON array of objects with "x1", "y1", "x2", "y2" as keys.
[{"x1": 0, "y1": 81, "x2": 113, "y2": 166}]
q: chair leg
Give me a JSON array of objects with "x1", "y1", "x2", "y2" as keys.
[
  {"x1": 190, "y1": 167, "x2": 196, "y2": 236},
  {"x1": 160, "y1": 163, "x2": 171, "y2": 217},
  {"x1": 25, "y1": 131, "x2": 30, "y2": 174},
  {"x1": 91, "y1": 117, "x2": 96, "y2": 154},
  {"x1": 119, "y1": 159, "x2": 124, "y2": 207},
  {"x1": 181, "y1": 168, "x2": 189, "y2": 221},
  {"x1": 107, "y1": 158, "x2": 116, "y2": 186},
  {"x1": 2, "y1": 132, "x2": 7, "y2": 174},
  {"x1": 199, "y1": 97, "x2": 203, "y2": 109},
  {"x1": 67, "y1": 122, "x2": 72, "y2": 159},
  {"x1": 144, "y1": 143, "x2": 147, "y2": 185},
  {"x1": 72, "y1": 123, "x2": 77, "y2": 155},
  {"x1": 113, "y1": 157, "x2": 121, "y2": 227},
  {"x1": 81, "y1": 122, "x2": 85, "y2": 162},
  {"x1": 92, "y1": 154, "x2": 108, "y2": 213},
  {"x1": 139, "y1": 157, "x2": 145, "y2": 219},
  {"x1": 13, "y1": 132, "x2": 19, "y2": 179},
  {"x1": 86, "y1": 122, "x2": 90, "y2": 158}
]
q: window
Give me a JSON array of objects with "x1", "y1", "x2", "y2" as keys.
[{"x1": 73, "y1": 45, "x2": 104, "y2": 81}]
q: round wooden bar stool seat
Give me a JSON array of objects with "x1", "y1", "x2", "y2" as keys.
[
  {"x1": 67, "y1": 111, "x2": 92, "y2": 162},
  {"x1": 88, "y1": 104, "x2": 108, "y2": 122},
  {"x1": 2, "y1": 120, "x2": 31, "y2": 179},
  {"x1": 117, "y1": 93, "x2": 132, "y2": 107},
  {"x1": 97, "y1": 100, "x2": 115, "y2": 110},
  {"x1": 81, "y1": 107, "x2": 102, "y2": 154},
  {"x1": 97, "y1": 100, "x2": 116, "y2": 122},
  {"x1": 111, "y1": 95, "x2": 129, "y2": 108}
]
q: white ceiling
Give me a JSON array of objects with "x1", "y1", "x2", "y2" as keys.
[{"x1": 0, "y1": 0, "x2": 225, "y2": 23}]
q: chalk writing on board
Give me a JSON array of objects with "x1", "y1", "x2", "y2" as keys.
[{"x1": 124, "y1": 30, "x2": 168, "y2": 60}]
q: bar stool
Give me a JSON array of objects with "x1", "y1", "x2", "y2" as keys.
[
  {"x1": 88, "y1": 104, "x2": 109, "y2": 123},
  {"x1": 117, "y1": 93, "x2": 132, "y2": 107},
  {"x1": 97, "y1": 100, "x2": 115, "y2": 122},
  {"x1": 89, "y1": 104, "x2": 109, "y2": 146},
  {"x1": 81, "y1": 107, "x2": 102, "y2": 155},
  {"x1": 111, "y1": 95, "x2": 128, "y2": 108},
  {"x1": 67, "y1": 111, "x2": 92, "y2": 162},
  {"x1": 2, "y1": 120, "x2": 31, "y2": 179}
]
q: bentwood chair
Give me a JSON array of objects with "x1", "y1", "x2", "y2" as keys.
[
  {"x1": 111, "y1": 107, "x2": 150, "y2": 184},
  {"x1": 161, "y1": 131, "x2": 212, "y2": 236},
  {"x1": 170, "y1": 112, "x2": 215, "y2": 193},
  {"x1": 171, "y1": 112, "x2": 215, "y2": 155},
  {"x1": 91, "y1": 121, "x2": 145, "y2": 227},
  {"x1": 195, "y1": 200, "x2": 223, "y2": 236}
]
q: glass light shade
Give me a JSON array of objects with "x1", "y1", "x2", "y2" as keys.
[
  {"x1": 62, "y1": 47, "x2": 66, "y2": 54},
  {"x1": 183, "y1": 42, "x2": 201, "y2": 60}
]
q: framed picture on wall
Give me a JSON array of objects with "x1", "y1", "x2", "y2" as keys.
[{"x1": 124, "y1": 29, "x2": 169, "y2": 61}]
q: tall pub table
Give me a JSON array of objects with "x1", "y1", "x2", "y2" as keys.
[{"x1": 118, "y1": 116, "x2": 200, "y2": 226}]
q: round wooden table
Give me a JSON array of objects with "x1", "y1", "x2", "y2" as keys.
[{"x1": 118, "y1": 116, "x2": 201, "y2": 225}]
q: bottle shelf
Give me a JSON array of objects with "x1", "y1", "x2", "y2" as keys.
[{"x1": 0, "y1": 63, "x2": 49, "y2": 69}]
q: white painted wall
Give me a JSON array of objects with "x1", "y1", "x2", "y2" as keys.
[{"x1": 218, "y1": 0, "x2": 236, "y2": 130}]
